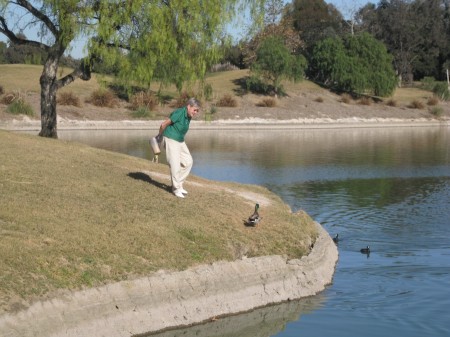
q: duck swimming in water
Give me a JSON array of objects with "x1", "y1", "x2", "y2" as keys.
[
  {"x1": 244, "y1": 203, "x2": 261, "y2": 227},
  {"x1": 360, "y1": 246, "x2": 370, "y2": 254},
  {"x1": 333, "y1": 234, "x2": 339, "y2": 244}
]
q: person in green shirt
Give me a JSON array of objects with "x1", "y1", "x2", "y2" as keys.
[{"x1": 157, "y1": 98, "x2": 200, "y2": 198}]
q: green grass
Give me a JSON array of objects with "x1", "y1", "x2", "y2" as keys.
[
  {"x1": 5, "y1": 99, "x2": 34, "y2": 116},
  {"x1": 0, "y1": 130, "x2": 318, "y2": 312}
]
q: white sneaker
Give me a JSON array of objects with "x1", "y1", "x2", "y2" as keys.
[
  {"x1": 173, "y1": 189, "x2": 185, "y2": 198},
  {"x1": 179, "y1": 187, "x2": 188, "y2": 195}
]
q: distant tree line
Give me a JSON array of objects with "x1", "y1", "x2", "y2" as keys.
[
  {"x1": 223, "y1": 0, "x2": 450, "y2": 87},
  {"x1": 0, "y1": 33, "x2": 79, "y2": 69}
]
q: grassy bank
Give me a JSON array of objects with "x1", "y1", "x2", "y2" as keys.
[{"x1": 0, "y1": 130, "x2": 318, "y2": 313}]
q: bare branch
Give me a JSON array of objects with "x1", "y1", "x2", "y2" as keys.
[
  {"x1": 16, "y1": 0, "x2": 59, "y2": 36},
  {"x1": 0, "y1": 15, "x2": 49, "y2": 51}
]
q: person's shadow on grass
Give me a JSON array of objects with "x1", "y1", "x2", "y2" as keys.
[{"x1": 127, "y1": 172, "x2": 172, "y2": 194}]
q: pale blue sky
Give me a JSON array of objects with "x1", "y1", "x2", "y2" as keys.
[{"x1": 1, "y1": 0, "x2": 371, "y2": 59}]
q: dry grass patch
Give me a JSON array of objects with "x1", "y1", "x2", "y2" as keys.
[
  {"x1": 256, "y1": 98, "x2": 277, "y2": 107},
  {"x1": 314, "y1": 96, "x2": 324, "y2": 103},
  {"x1": 87, "y1": 89, "x2": 119, "y2": 108},
  {"x1": 0, "y1": 92, "x2": 17, "y2": 105},
  {"x1": 57, "y1": 91, "x2": 81, "y2": 107},
  {"x1": 408, "y1": 99, "x2": 425, "y2": 109},
  {"x1": 129, "y1": 91, "x2": 159, "y2": 110},
  {"x1": 358, "y1": 97, "x2": 373, "y2": 106},
  {"x1": 0, "y1": 130, "x2": 318, "y2": 312},
  {"x1": 340, "y1": 93, "x2": 353, "y2": 104},
  {"x1": 385, "y1": 98, "x2": 398, "y2": 107},
  {"x1": 427, "y1": 95, "x2": 440, "y2": 106},
  {"x1": 216, "y1": 93, "x2": 238, "y2": 107}
]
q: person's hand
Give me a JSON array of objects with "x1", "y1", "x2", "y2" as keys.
[{"x1": 156, "y1": 134, "x2": 163, "y2": 143}]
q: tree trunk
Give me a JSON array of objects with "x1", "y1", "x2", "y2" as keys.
[
  {"x1": 38, "y1": 57, "x2": 59, "y2": 138},
  {"x1": 37, "y1": 53, "x2": 93, "y2": 138}
]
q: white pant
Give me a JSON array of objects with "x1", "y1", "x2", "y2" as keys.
[{"x1": 164, "y1": 137, "x2": 193, "y2": 190}]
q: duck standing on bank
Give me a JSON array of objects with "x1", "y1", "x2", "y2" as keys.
[{"x1": 244, "y1": 203, "x2": 261, "y2": 227}]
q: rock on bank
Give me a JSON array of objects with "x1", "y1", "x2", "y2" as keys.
[{"x1": 0, "y1": 222, "x2": 338, "y2": 337}]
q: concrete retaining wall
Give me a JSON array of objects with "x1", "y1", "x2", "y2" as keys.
[{"x1": 0, "y1": 222, "x2": 338, "y2": 337}]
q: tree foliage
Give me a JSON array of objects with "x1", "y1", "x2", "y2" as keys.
[
  {"x1": 0, "y1": 40, "x2": 6, "y2": 63},
  {"x1": 0, "y1": 0, "x2": 267, "y2": 138},
  {"x1": 358, "y1": 0, "x2": 450, "y2": 83},
  {"x1": 242, "y1": 0, "x2": 303, "y2": 67},
  {"x1": 250, "y1": 36, "x2": 307, "y2": 96},
  {"x1": 286, "y1": 0, "x2": 344, "y2": 52},
  {"x1": 310, "y1": 33, "x2": 397, "y2": 97}
]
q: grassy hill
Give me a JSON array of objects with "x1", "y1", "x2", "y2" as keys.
[
  {"x1": 0, "y1": 129, "x2": 318, "y2": 313},
  {"x1": 1, "y1": 63, "x2": 446, "y2": 123}
]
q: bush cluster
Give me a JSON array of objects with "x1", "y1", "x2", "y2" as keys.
[
  {"x1": 256, "y1": 98, "x2": 277, "y2": 107},
  {"x1": 358, "y1": 97, "x2": 373, "y2": 106},
  {"x1": 427, "y1": 96, "x2": 440, "y2": 106},
  {"x1": 88, "y1": 89, "x2": 118, "y2": 108},
  {"x1": 7, "y1": 99, "x2": 34, "y2": 116},
  {"x1": 408, "y1": 100, "x2": 425, "y2": 109},
  {"x1": 430, "y1": 106, "x2": 443, "y2": 117},
  {"x1": 129, "y1": 91, "x2": 158, "y2": 111},
  {"x1": 386, "y1": 99, "x2": 397, "y2": 107},
  {"x1": 209, "y1": 62, "x2": 239, "y2": 73},
  {"x1": 203, "y1": 84, "x2": 213, "y2": 101},
  {"x1": 57, "y1": 92, "x2": 81, "y2": 107},
  {"x1": 432, "y1": 82, "x2": 450, "y2": 101},
  {"x1": 171, "y1": 91, "x2": 197, "y2": 108},
  {"x1": 1, "y1": 91, "x2": 34, "y2": 116},
  {"x1": 216, "y1": 94, "x2": 237, "y2": 107},
  {"x1": 340, "y1": 93, "x2": 353, "y2": 104}
]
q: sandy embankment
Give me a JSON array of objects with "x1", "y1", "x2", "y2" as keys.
[
  {"x1": 0, "y1": 115, "x2": 449, "y2": 132},
  {"x1": 0, "y1": 222, "x2": 338, "y2": 337}
]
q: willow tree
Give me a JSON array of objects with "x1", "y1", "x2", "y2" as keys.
[{"x1": 0, "y1": 0, "x2": 265, "y2": 138}]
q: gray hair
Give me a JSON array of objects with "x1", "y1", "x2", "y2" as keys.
[{"x1": 187, "y1": 97, "x2": 201, "y2": 108}]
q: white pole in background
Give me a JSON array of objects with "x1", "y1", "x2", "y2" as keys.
[{"x1": 447, "y1": 69, "x2": 449, "y2": 90}]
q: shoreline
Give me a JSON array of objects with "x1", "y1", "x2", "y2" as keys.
[
  {"x1": 0, "y1": 222, "x2": 338, "y2": 337},
  {"x1": 1, "y1": 116, "x2": 449, "y2": 132}
]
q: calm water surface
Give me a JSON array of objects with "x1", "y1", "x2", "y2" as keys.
[{"x1": 59, "y1": 126, "x2": 450, "y2": 337}]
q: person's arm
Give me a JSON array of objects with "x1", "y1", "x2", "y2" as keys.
[{"x1": 157, "y1": 118, "x2": 172, "y2": 141}]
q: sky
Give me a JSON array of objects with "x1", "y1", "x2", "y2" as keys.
[{"x1": 0, "y1": 0, "x2": 372, "y2": 60}]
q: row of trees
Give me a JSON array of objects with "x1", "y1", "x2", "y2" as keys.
[{"x1": 227, "y1": 0, "x2": 450, "y2": 86}]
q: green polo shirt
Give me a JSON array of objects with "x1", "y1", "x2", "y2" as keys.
[{"x1": 163, "y1": 106, "x2": 191, "y2": 142}]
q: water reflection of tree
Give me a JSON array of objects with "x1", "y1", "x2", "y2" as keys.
[{"x1": 290, "y1": 177, "x2": 449, "y2": 209}]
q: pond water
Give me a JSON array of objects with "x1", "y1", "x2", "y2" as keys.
[{"x1": 58, "y1": 126, "x2": 450, "y2": 337}]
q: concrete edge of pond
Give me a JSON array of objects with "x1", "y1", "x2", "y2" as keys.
[
  {"x1": 0, "y1": 222, "x2": 338, "y2": 337},
  {"x1": 1, "y1": 117, "x2": 449, "y2": 132}
]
